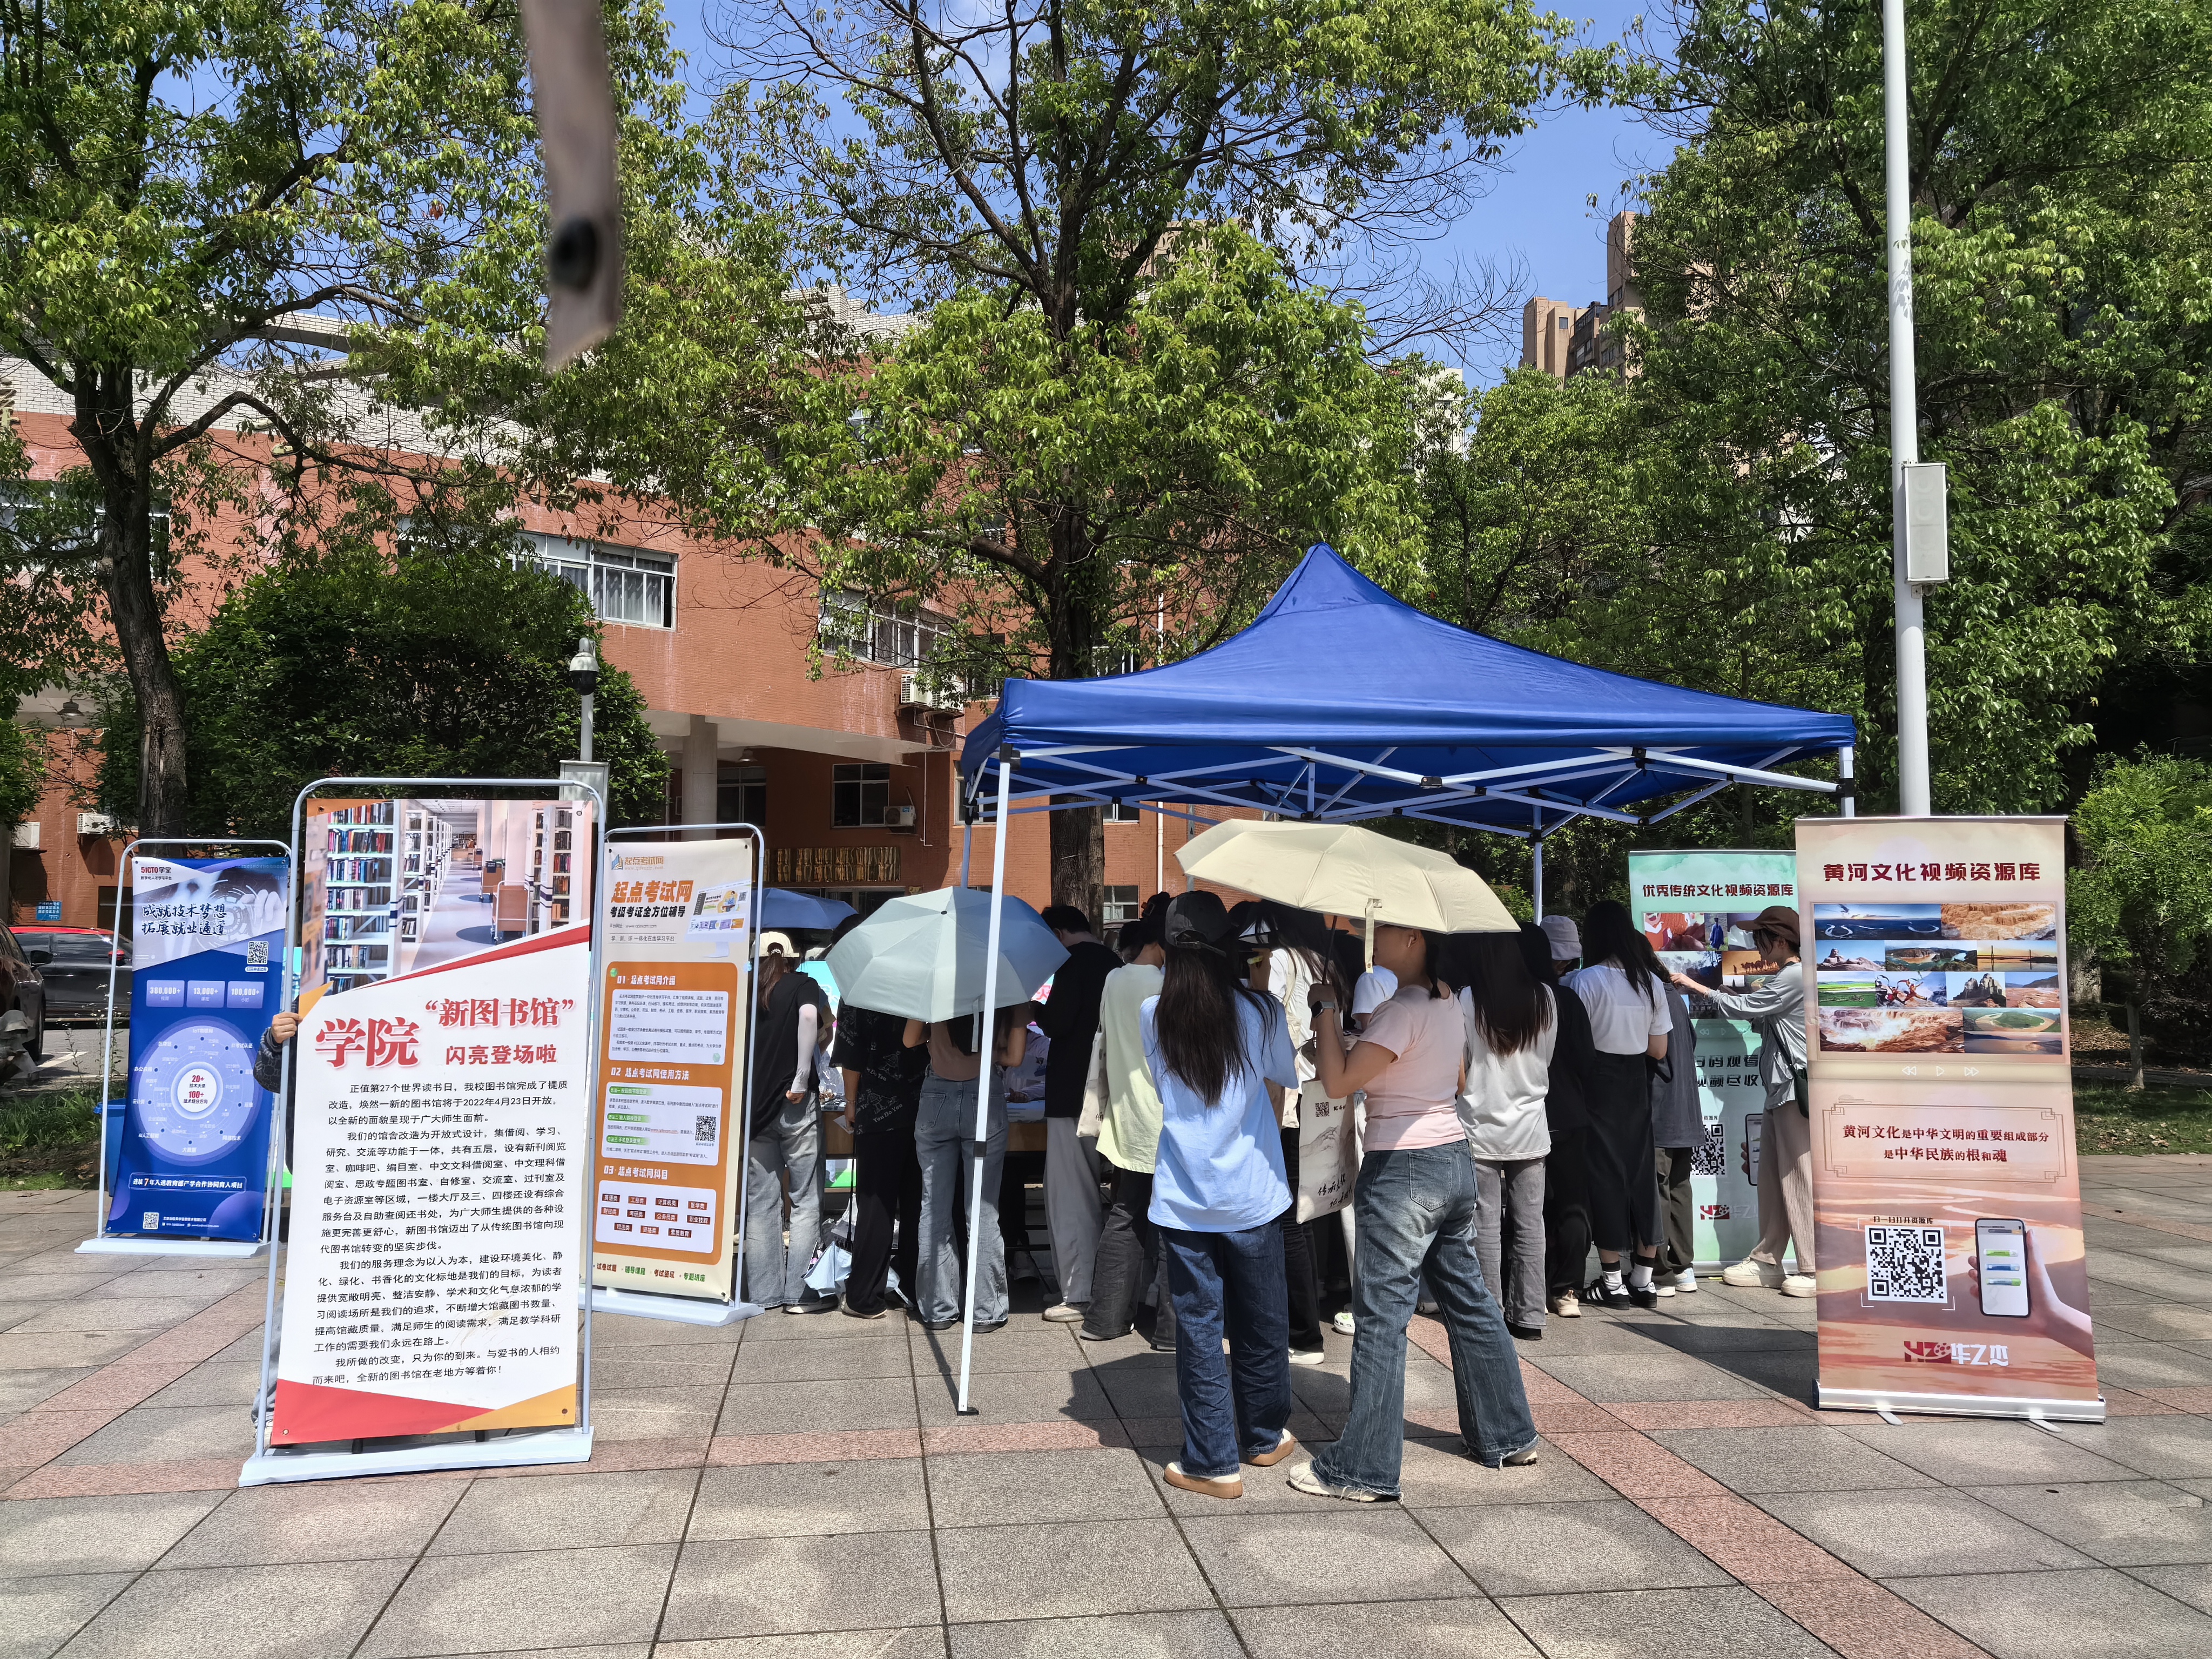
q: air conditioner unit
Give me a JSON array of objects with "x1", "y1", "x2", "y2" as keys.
[
  {"x1": 77, "y1": 813, "x2": 119, "y2": 838},
  {"x1": 887, "y1": 805, "x2": 916, "y2": 831},
  {"x1": 898, "y1": 673, "x2": 962, "y2": 712},
  {"x1": 11, "y1": 822, "x2": 38, "y2": 849}
]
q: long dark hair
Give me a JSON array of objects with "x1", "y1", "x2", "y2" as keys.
[
  {"x1": 1581, "y1": 900, "x2": 1664, "y2": 1005},
  {"x1": 1452, "y1": 932, "x2": 1554, "y2": 1056},
  {"x1": 1516, "y1": 922, "x2": 1558, "y2": 986},
  {"x1": 1155, "y1": 892, "x2": 1271, "y2": 1103}
]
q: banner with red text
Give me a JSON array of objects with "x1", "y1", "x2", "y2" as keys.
[
  {"x1": 591, "y1": 837, "x2": 755, "y2": 1302},
  {"x1": 268, "y1": 797, "x2": 595, "y2": 1446},
  {"x1": 1799, "y1": 817, "x2": 2101, "y2": 1421}
]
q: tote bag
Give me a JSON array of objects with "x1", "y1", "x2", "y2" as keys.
[{"x1": 1294, "y1": 1081, "x2": 1359, "y2": 1223}]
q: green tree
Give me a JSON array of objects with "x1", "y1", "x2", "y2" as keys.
[
  {"x1": 1604, "y1": 0, "x2": 2211, "y2": 813},
  {"x1": 0, "y1": 0, "x2": 711, "y2": 837},
  {"x1": 92, "y1": 545, "x2": 667, "y2": 838},
  {"x1": 706, "y1": 0, "x2": 1610, "y2": 908},
  {"x1": 2070, "y1": 756, "x2": 2212, "y2": 1087}
]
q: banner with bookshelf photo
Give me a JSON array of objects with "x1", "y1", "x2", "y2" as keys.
[
  {"x1": 242, "y1": 780, "x2": 604, "y2": 1488},
  {"x1": 771, "y1": 844, "x2": 900, "y2": 887}
]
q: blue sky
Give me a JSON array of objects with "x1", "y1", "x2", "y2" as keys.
[{"x1": 658, "y1": 2, "x2": 1664, "y2": 386}]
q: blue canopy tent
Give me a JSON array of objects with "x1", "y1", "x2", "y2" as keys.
[
  {"x1": 934, "y1": 544, "x2": 1855, "y2": 1416},
  {"x1": 959, "y1": 544, "x2": 1859, "y2": 907}
]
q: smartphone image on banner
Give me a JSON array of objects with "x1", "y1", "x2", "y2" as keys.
[
  {"x1": 1977, "y1": 1218, "x2": 2031, "y2": 1318},
  {"x1": 1745, "y1": 1115, "x2": 1763, "y2": 1188}
]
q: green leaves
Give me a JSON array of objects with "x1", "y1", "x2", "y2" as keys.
[{"x1": 2069, "y1": 756, "x2": 2212, "y2": 1028}]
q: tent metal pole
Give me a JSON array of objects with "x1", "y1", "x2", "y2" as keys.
[
  {"x1": 961, "y1": 823, "x2": 973, "y2": 887},
  {"x1": 1532, "y1": 819, "x2": 1545, "y2": 921},
  {"x1": 1838, "y1": 747, "x2": 1857, "y2": 817},
  {"x1": 956, "y1": 755, "x2": 1014, "y2": 1415}
]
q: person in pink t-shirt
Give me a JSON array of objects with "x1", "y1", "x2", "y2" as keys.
[{"x1": 1285, "y1": 922, "x2": 1537, "y2": 1504}]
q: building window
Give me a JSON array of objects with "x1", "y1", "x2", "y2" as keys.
[
  {"x1": 831, "y1": 762, "x2": 891, "y2": 828},
  {"x1": 518, "y1": 532, "x2": 676, "y2": 629},
  {"x1": 718, "y1": 764, "x2": 767, "y2": 830},
  {"x1": 818, "y1": 589, "x2": 952, "y2": 669},
  {"x1": 1102, "y1": 885, "x2": 1142, "y2": 925},
  {"x1": 1104, "y1": 800, "x2": 1142, "y2": 824}
]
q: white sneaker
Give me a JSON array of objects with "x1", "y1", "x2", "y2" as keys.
[
  {"x1": 1549, "y1": 1289, "x2": 1581, "y2": 1319},
  {"x1": 1332, "y1": 1311, "x2": 1356, "y2": 1336},
  {"x1": 1654, "y1": 1281, "x2": 1676, "y2": 1297},
  {"x1": 1721, "y1": 1260, "x2": 1785, "y2": 1289},
  {"x1": 1781, "y1": 1273, "x2": 1818, "y2": 1298},
  {"x1": 1289, "y1": 1347, "x2": 1328, "y2": 1366},
  {"x1": 1674, "y1": 1269, "x2": 1698, "y2": 1293},
  {"x1": 1042, "y1": 1301, "x2": 1087, "y2": 1323}
]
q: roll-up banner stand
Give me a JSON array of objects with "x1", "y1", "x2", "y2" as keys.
[
  {"x1": 1628, "y1": 849, "x2": 1800, "y2": 1269},
  {"x1": 589, "y1": 823, "x2": 765, "y2": 1326},
  {"x1": 1798, "y1": 816, "x2": 2102, "y2": 1424},
  {"x1": 78, "y1": 839, "x2": 295, "y2": 1259},
  {"x1": 241, "y1": 778, "x2": 604, "y2": 1488}
]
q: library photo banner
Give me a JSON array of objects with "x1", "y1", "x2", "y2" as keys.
[
  {"x1": 591, "y1": 837, "x2": 756, "y2": 1303},
  {"x1": 1798, "y1": 817, "x2": 2101, "y2": 1421},
  {"x1": 267, "y1": 797, "x2": 597, "y2": 1445},
  {"x1": 112, "y1": 855, "x2": 290, "y2": 1242},
  {"x1": 1628, "y1": 848, "x2": 1799, "y2": 1267}
]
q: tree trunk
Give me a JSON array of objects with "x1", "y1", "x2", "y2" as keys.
[
  {"x1": 77, "y1": 374, "x2": 190, "y2": 839},
  {"x1": 1049, "y1": 801, "x2": 1103, "y2": 921},
  {"x1": 2126, "y1": 1000, "x2": 2144, "y2": 1092}
]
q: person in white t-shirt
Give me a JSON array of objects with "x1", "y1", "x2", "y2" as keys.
[
  {"x1": 1443, "y1": 932, "x2": 1557, "y2": 1338},
  {"x1": 1561, "y1": 901, "x2": 1670, "y2": 1310}
]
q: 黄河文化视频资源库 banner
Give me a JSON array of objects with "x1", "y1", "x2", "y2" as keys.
[{"x1": 1797, "y1": 817, "x2": 2100, "y2": 1421}]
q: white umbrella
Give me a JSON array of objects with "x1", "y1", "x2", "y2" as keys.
[
  {"x1": 824, "y1": 887, "x2": 1067, "y2": 1022},
  {"x1": 1176, "y1": 819, "x2": 1518, "y2": 965}
]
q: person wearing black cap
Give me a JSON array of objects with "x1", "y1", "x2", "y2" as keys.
[
  {"x1": 1142, "y1": 891, "x2": 1302, "y2": 1500},
  {"x1": 1671, "y1": 905, "x2": 1813, "y2": 1296}
]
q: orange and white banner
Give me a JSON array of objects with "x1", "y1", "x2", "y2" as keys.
[{"x1": 1799, "y1": 817, "x2": 2101, "y2": 1420}]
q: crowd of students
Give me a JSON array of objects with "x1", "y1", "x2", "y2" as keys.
[{"x1": 742, "y1": 889, "x2": 1815, "y2": 1504}]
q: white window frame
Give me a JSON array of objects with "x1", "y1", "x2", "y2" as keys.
[{"x1": 516, "y1": 531, "x2": 677, "y2": 629}]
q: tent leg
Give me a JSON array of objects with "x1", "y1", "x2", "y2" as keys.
[
  {"x1": 957, "y1": 756, "x2": 1014, "y2": 1416},
  {"x1": 961, "y1": 822, "x2": 973, "y2": 887},
  {"x1": 1532, "y1": 834, "x2": 1544, "y2": 921},
  {"x1": 1838, "y1": 747, "x2": 1856, "y2": 818}
]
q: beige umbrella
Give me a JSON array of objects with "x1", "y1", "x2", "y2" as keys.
[{"x1": 1175, "y1": 819, "x2": 1519, "y2": 966}]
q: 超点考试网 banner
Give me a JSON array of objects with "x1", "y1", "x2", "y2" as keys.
[
  {"x1": 112, "y1": 855, "x2": 290, "y2": 1242},
  {"x1": 1628, "y1": 849, "x2": 1799, "y2": 1267},
  {"x1": 1797, "y1": 817, "x2": 2100, "y2": 1420},
  {"x1": 593, "y1": 839, "x2": 755, "y2": 1302}
]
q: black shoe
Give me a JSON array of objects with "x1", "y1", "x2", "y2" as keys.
[
  {"x1": 1506, "y1": 1322, "x2": 1544, "y2": 1341},
  {"x1": 1627, "y1": 1282, "x2": 1660, "y2": 1310},
  {"x1": 922, "y1": 1317, "x2": 959, "y2": 1332},
  {"x1": 975, "y1": 1318, "x2": 1007, "y2": 1334},
  {"x1": 1588, "y1": 1277, "x2": 1633, "y2": 1311}
]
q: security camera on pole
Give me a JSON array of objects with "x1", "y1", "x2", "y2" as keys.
[
  {"x1": 1883, "y1": 0, "x2": 1949, "y2": 818},
  {"x1": 561, "y1": 638, "x2": 609, "y2": 806}
]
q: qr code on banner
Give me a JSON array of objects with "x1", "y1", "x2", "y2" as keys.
[
  {"x1": 694, "y1": 1114, "x2": 718, "y2": 1145},
  {"x1": 1691, "y1": 1118, "x2": 1727, "y2": 1178},
  {"x1": 1865, "y1": 1225, "x2": 1948, "y2": 1303}
]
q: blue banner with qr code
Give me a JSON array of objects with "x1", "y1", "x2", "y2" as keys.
[{"x1": 108, "y1": 855, "x2": 291, "y2": 1242}]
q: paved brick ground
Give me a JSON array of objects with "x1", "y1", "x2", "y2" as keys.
[{"x1": 3, "y1": 1156, "x2": 2210, "y2": 1658}]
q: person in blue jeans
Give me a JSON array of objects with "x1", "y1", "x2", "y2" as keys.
[
  {"x1": 1143, "y1": 891, "x2": 1304, "y2": 1500},
  {"x1": 906, "y1": 1008, "x2": 1028, "y2": 1333},
  {"x1": 1290, "y1": 921, "x2": 1537, "y2": 1501}
]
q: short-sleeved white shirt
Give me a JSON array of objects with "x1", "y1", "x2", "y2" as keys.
[{"x1": 1561, "y1": 962, "x2": 1672, "y2": 1056}]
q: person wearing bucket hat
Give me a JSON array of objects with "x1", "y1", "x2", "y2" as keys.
[
  {"x1": 1141, "y1": 891, "x2": 1303, "y2": 1499},
  {"x1": 1670, "y1": 904, "x2": 1814, "y2": 1297}
]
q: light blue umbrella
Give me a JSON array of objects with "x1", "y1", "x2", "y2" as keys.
[
  {"x1": 824, "y1": 887, "x2": 1066, "y2": 1022},
  {"x1": 759, "y1": 888, "x2": 857, "y2": 931}
]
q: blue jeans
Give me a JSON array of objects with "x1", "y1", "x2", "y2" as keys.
[
  {"x1": 914, "y1": 1072, "x2": 1008, "y2": 1325},
  {"x1": 1310, "y1": 1142, "x2": 1535, "y2": 1495},
  {"x1": 1163, "y1": 1222, "x2": 1293, "y2": 1479},
  {"x1": 744, "y1": 1096, "x2": 822, "y2": 1309}
]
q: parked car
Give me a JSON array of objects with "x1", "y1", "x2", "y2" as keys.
[
  {"x1": 0, "y1": 923, "x2": 48, "y2": 1058},
  {"x1": 13, "y1": 924, "x2": 123, "y2": 1024}
]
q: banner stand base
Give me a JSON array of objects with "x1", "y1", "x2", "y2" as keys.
[
  {"x1": 239, "y1": 1425, "x2": 595, "y2": 1487},
  {"x1": 77, "y1": 1237, "x2": 267, "y2": 1259},
  {"x1": 1819, "y1": 1386, "x2": 2105, "y2": 1425},
  {"x1": 590, "y1": 1286, "x2": 761, "y2": 1326}
]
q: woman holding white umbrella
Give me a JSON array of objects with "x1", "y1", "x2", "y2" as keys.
[{"x1": 905, "y1": 1005, "x2": 1031, "y2": 1332}]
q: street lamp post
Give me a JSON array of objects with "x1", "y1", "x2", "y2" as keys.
[
  {"x1": 567, "y1": 637, "x2": 600, "y2": 763},
  {"x1": 1884, "y1": 0, "x2": 1933, "y2": 817}
]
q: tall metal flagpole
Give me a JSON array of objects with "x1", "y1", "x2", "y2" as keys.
[
  {"x1": 955, "y1": 753, "x2": 1014, "y2": 1414},
  {"x1": 1884, "y1": 0, "x2": 1932, "y2": 817}
]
